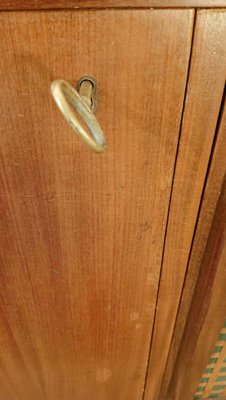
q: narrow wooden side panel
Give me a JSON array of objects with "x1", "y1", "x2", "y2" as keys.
[
  {"x1": 166, "y1": 98, "x2": 226, "y2": 400},
  {"x1": 160, "y1": 94, "x2": 226, "y2": 400},
  {"x1": 0, "y1": 10, "x2": 193, "y2": 400},
  {"x1": 144, "y1": 10, "x2": 226, "y2": 400}
]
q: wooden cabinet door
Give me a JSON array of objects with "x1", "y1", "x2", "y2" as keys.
[{"x1": 0, "y1": 10, "x2": 193, "y2": 400}]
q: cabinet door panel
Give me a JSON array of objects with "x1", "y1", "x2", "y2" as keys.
[{"x1": 0, "y1": 10, "x2": 193, "y2": 400}]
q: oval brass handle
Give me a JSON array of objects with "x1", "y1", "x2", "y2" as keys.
[{"x1": 50, "y1": 79, "x2": 107, "y2": 154}]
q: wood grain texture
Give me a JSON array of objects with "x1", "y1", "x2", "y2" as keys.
[
  {"x1": 144, "y1": 9, "x2": 226, "y2": 400},
  {"x1": 165, "y1": 100, "x2": 226, "y2": 399},
  {"x1": 0, "y1": 10, "x2": 194, "y2": 400},
  {"x1": 0, "y1": 0, "x2": 226, "y2": 10},
  {"x1": 160, "y1": 95, "x2": 226, "y2": 400}
]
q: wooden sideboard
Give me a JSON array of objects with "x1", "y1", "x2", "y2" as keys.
[{"x1": 0, "y1": 2, "x2": 226, "y2": 399}]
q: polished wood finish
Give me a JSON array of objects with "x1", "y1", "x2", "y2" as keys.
[
  {"x1": 161, "y1": 99, "x2": 226, "y2": 400},
  {"x1": 0, "y1": 10, "x2": 194, "y2": 400},
  {"x1": 144, "y1": 9, "x2": 226, "y2": 400},
  {"x1": 0, "y1": 0, "x2": 226, "y2": 9},
  {"x1": 166, "y1": 99, "x2": 226, "y2": 399}
]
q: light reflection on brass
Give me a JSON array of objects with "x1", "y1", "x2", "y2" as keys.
[{"x1": 51, "y1": 78, "x2": 106, "y2": 154}]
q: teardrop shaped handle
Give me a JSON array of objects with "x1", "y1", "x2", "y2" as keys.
[{"x1": 50, "y1": 79, "x2": 107, "y2": 154}]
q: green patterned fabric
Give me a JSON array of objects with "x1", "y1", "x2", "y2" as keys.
[{"x1": 194, "y1": 321, "x2": 226, "y2": 399}]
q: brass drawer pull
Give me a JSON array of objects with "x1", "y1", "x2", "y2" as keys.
[{"x1": 50, "y1": 78, "x2": 107, "y2": 153}]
